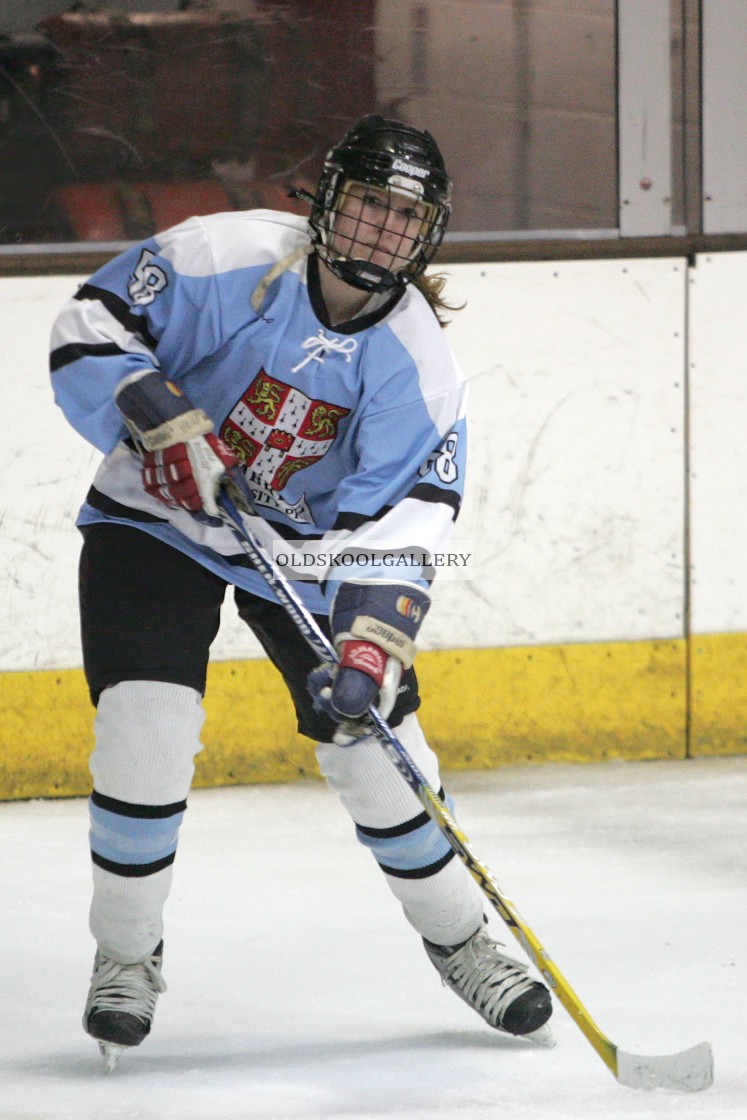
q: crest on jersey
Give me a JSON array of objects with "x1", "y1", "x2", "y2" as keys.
[{"x1": 220, "y1": 369, "x2": 349, "y2": 523}]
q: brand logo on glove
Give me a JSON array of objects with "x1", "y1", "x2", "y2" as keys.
[
  {"x1": 341, "y1": 641, "x2": 387, "y2": 677},
  {"x1": 165, "y1": 381, "x2": 184, "y2": 397},
  {"x1": 395, "y1": 596, "x2": 422, "y2": 623}
]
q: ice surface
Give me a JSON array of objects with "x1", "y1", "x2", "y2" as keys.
[{"x1": 0, "y1": 756, "x2": 744, "y2": 1120}]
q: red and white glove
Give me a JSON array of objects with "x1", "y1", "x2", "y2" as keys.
[
  {"x1": 114, "y1": 370, "x2": 238, "y2": 520},
  {"x1": 142, "y1": 434, "x2": 237, "y2": 517}
]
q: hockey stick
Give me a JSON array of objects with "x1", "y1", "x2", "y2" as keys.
[{"x1": 216, "y1": 488, "x2": 713, "y2": 1093}]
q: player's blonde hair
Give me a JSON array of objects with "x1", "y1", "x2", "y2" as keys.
[{"x1": 413, "y1": 271, "x2": 465, "y2": 327}]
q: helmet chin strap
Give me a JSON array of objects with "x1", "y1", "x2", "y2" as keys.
[{"x1": 330, "y1": 255, "x2": 406, "y2": 294}]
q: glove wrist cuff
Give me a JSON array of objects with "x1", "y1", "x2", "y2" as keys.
[
  {"x1": 348, "y1": 616, "x2": 417, "y2": 669},
  {"x1": 139, "y1": 409, "x2": 213, "y2": 451},
  {"x1": 115, "y1": 370, "x2": 213, "y2": 450}
]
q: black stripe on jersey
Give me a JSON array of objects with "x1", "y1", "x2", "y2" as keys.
[
  {"x1": 50, "y1": 341, "x2": 129, "y2": 372},
  {"x1": 333, "y1": 482, "x2": 460, "y2": 532},
  {"x1": 85, "y1": 486, "x2": 322, "y2": 558},
  {"x1": 85, "y1": 486, "x2": 257, "y2": 569},
  {"x1": 86, "y1": 486, "x2": 167, "y2": 524},
  {"x1": 377, "y1": 849, "x2": 455, "y2": 879},
  {"x1": 91, "y1": 851, "x2": 176, "y2": 877},
  {"x1": 75, "y1": 283, "x2": 159, "y2": 350},
  {"x1": 261, "y1": 517, "x2": 325, "y2": 543},
  {"x1": 355, "y1": 787, "x2": 447, "y2": 839},
  {"x1": 333, "y1": 506, "x2": 393, "y2": 532},
  {"x1": 405, "y1": 482, "x2": 461, "y2": 519},
  {"x1": 91, "y1": 789, "x2": 187, "y2": 819}
]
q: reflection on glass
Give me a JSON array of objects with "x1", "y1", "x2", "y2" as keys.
[
  {"x1": 1, "y1": 1, "x2": 618, "y2": 246},
  {"x1": 377, "y1": 0, "x2": 617, "y2": 235}
]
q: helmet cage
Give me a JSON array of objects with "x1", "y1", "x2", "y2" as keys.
[{"x1": 309, "y1": 121, "x2": 452, "y2": 293}]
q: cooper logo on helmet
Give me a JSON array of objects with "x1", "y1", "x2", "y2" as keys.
[{"x1": 391, "y1": 158, "x2": 429, "y2": 178}]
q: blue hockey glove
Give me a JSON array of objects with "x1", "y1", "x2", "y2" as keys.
[{"x1": 308, "y1": 580, "x2": 430, "y2": 746}]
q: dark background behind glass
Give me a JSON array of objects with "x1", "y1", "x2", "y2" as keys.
[{"x1": 0, "y1": 1, "x2": 697, "y2": 247}]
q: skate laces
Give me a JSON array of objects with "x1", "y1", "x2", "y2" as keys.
[
  {"x1": 434, "y1": 926, "x2": 537, "y2": 1025},
  {"x1": 87, "y1": 950, "x2": 166, "y2": 1024}
]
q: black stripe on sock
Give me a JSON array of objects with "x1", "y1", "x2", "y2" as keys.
[
  {"x1": 91, "y1": 789, "x2": 187, "y2": 819},
  {"x1": 377, "y1": 849, "x2": 455, "y2": 879},
  {"x1": 355, "y1": 787, "x2": 447, "y2": 839},
  {"x1": 91, "y1": 851, "x2": 176, "y2": 877}
]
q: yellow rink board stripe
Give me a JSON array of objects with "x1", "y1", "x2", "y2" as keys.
[
  {"x1": 0, "y1": 633, "x2": 743, "y2": 800},
  {"x1": 4, "y1": 632, "x2": 735, "y2": 801},
  {"x1": 689, "y1": 631, "x2": 747, "y2": 756}
]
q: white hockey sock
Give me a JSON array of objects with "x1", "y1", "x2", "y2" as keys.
[
  {"x1": 316, "y1": 714, "x2": 483, "y2": 946},
  {"x1": 87, "y1": 680, "x2": 205, "y2": 963}
]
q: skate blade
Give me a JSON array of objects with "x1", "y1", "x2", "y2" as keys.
[
  {"x1": 99, "y1": 1040, "x2": 127, "y2": 1072},
  {"x1": 524, "y1": 1023, "x2": 556, "y2": 1048}
]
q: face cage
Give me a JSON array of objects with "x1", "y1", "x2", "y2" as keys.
[{"x1": 312, "y1": 174, "x2": 449, "y2": 293}]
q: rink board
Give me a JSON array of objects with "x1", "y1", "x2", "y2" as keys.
[
  {"x1": 2, "y1": 253, "x2": 747, "y2": 799},
  {"x1": 2, "y1": 260, "x2": 687, "y2": 668},
  {"x1": 0, "y1": 636, "x2": 688, "y2": 800},
  {"x1": 686, "y1": 252, "x2": 747, "y2": 757},
  {"x1": 4, "y1": 629, "x2": 741, "y2": 800}
]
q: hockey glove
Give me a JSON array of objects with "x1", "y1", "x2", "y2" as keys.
[
  {"x1": 308, "y1": 580, "x2": 430, "y2": 746},
  {"x1": 115, "y1": 370, "x2": 238, "y2": 521}
]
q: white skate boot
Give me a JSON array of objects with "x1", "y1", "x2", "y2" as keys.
[
  {"x1": 424, "y1": 921, "x2": 554, "y2": 1043},
  {"x1": 83, "y1": 941, "x2": 166, "y2": 1071}
]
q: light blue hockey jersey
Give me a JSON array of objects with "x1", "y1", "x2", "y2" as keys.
[{"x1": 50, "y1": 209, "x2": 467, "y2": 613}]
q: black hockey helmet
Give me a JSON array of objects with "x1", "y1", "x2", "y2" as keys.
[{"x1": 308, "y1": 115, "x2": 452, "y2": 293}]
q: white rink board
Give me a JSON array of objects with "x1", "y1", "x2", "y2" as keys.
[
  {"x1": 688, "y1": 251, "x2": 747, "y2": 632},
  {"x1": 1, "y1": 258, "x2": 686, "y2": 672},
  {"x1": 436, "y1": 258, "x2": 686, "y2": 647},
  {"x1": 0, "y1": 274, "x2": 266, "y2": 671},
  {"x1": 0, "y1": 276, "x2": 105, "y2": 672}
]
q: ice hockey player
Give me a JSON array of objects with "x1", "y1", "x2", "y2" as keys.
[{"x1": 50, "y1": 114, "x2": 553, "y2": 1069}]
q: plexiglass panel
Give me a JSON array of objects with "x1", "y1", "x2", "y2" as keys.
[{"x1": 0, "y1": 0, "x2": 621, "y2": 246}]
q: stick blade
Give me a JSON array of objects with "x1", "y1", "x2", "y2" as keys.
[{"x1": 616, "y1": 1041, "x2": 713, "y2": 1093}]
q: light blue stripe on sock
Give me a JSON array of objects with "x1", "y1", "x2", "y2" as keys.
[
  {"x1": 355, "y1": 795, "x2": 455, "y2": 873},
  {"x1": 89, "y1": 801, "x2": 184, "y2": 865}
]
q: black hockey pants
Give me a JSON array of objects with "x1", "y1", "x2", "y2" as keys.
[{"x1": 78, "y1": 522, "x2": 420, "y2": 736}]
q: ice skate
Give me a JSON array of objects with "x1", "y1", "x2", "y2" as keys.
[
  {"x1": 424, "y1": 920, "x2": 554, "y2": 1044},
  {"x1": 83, "y1": 941, "x2": 166, "y2": 1070}
]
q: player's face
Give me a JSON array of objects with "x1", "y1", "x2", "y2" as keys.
[{"x1": 331, "y1": 181, "x2": 430, "y2": 272}]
